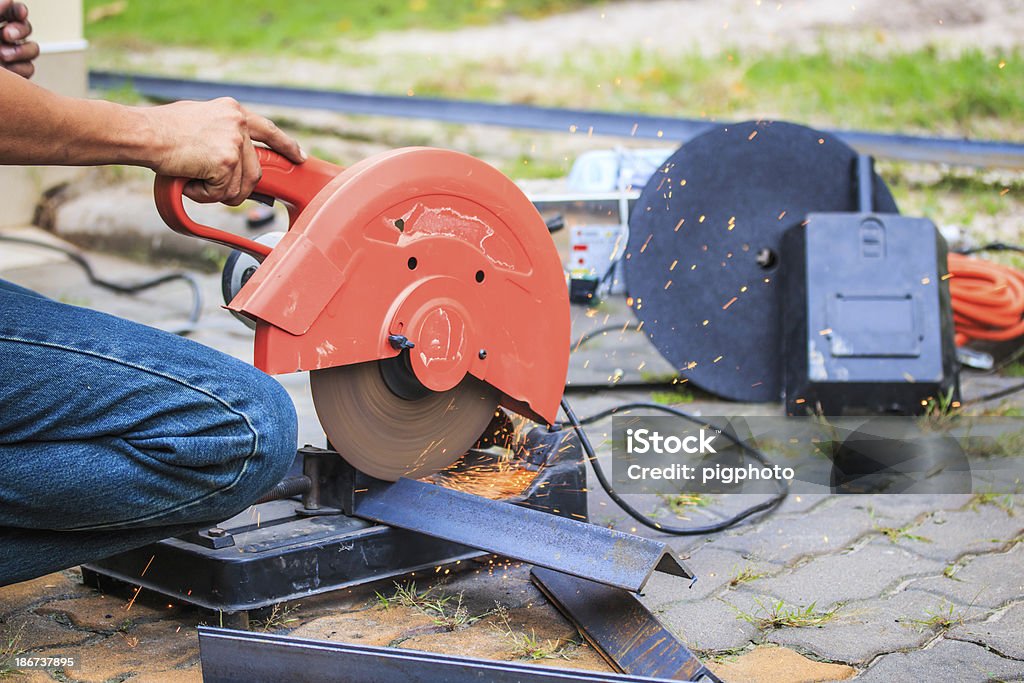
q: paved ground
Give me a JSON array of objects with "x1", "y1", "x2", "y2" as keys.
[{"x1": 1, "y1": 227, "x2": 1022, "y2": 682}]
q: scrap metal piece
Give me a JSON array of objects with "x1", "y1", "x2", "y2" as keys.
[
  {"x1": 351, "y1": 474, "x2": 693, "y2": 592},
  {"x1": 198, "y1": 627, "x2": 703, "y2": 683},
  {"x1": 531, "y1": 567, "x2": 721, "y2": 683},
  {"x1": 310, "y1": 359, "x2": 499, "y2": 481}
]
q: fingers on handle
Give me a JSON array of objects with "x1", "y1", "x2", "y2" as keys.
[{"x1": 246, "y1": 111, "x2": 305, "y2": 164}]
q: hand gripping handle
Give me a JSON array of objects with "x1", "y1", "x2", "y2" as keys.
[{"x1": 154, "y1": 148, "x2": 342, "y2": 260}]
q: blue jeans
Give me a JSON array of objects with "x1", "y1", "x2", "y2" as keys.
[{"x1": 0, "y1": 279, "x2": 297, "y2": 586}]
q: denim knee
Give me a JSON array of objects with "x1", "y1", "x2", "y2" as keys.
[
  {"x1": 246, "y1": 372, "x2": 299, "y2": 491},
  {"x1": 197, "y1": 370, "x2": 298, "y2": 522}
]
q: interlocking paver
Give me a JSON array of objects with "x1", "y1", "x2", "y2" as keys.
[
  {"x1": 766, "y1": 589, "x2": 959, "y2": 664},
  {"x1": 644, "y1": 547, "x2": 778, "y2": 603},
  {"x1": 888, "y1": 504, "x2": 1023, "y2": 562},
  {"x1": 854, "y1": 637, "x2": 1024, "y2": 682},
  {"x1": 909, "y1": 545, "x2": 1024, "y2": 609},
  {"x1": 754, "y1": 540, "x2": 947, "y2": 609},
  {"x1": 705, "y1": 501, "x2": 877, "y2": 566},
  {"x1": 949, "y1": 601, "x2": 1024, "y2": 661}
]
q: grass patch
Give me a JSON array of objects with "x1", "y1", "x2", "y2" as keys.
[
  {"x1": 493, "y1": 606, "x2": 577, "y2": 660},
  {"x1": 501, "y1": 154, "x2": 571, "y2": 180},
  {"x1": 942, "y1": 562, "x2": 963, "y2": 581},
  {"x1": 660, "y1": 493, "x2": 711, "y2": 518},
  {"x1": 872, "y1": 521, "x2": 932, "y2": 544},
  {"x1": 726, "y1": 565, "x2": 767, "y2": 589},
  {"x1": 734, "y1": 599, "x2": 839, "y2": 630},
  {"x1": 83, "y1": 0, "x2": 596, "y2": 53},
  {"x1": 1003, "y1": 362, "x2": 1024, "y2": 378},
  {"x1": 251, "y1": 603, "x2": 301, "y2": 632},
  {"x1": 406, "y1": 48, "x2": 1024, "y2": 140},
  {"x1": 376, "y1": 581, "x2": 491, "y2": 631},
  {"x1": 968, "y1": 492, "x2": 1017, "y2": 516},
  {"x1": 869, "y1": 508, "x2": 931, "y2": 543},
  {"x1": 898, "y1": 600, "x2": 966, "y2": 632},
  {"x1": 0, "y1": 622, "x2": 25, "y2": 678},
  {"x1": 650, "y1": 388, "x2": 695, "y2": 405},
  {"x1": 962, "y1": 429, "x2": 1024, "y2": 459}
]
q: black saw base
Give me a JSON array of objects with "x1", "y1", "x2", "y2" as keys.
[{"x1": 82, "y1": 431, "x2": 589, "y2": 625}]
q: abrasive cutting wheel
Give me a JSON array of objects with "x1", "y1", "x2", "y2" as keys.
[
  {"x1": 155, "y1": 147, "x2": 570, "y2": 480},
  {"x1": 310, "y1": 358, "x2": 500, "y2": 481}
]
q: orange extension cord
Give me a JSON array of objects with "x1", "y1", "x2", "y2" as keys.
[{"x1": 948, "y1": 252, "x2": 1024, "y2": 346}]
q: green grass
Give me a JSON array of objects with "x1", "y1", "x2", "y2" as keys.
[
  {"x1": 409, "y1": 48, "x2": 1022, "y2": 140},
  {"x1": 899, "y1": 600, "x2": 967, "y2": 632},
  {"x1": 493, "y1": 606, "x2": 577, "y2": 661},
  {"x1": 968, "y1": 492, "x2": 1017, "y2": 516},
  {"x1": 0, "y1": 622, "x2": 24, "y2": 678},
  {"x1": 726, "y1": 565, "x2": 767, "y2": 589},
  {"x1": 660, "y1": 493, "x2": 711, "y2": 518},
  {"x1": 376, "y1": 581, "x2": 491, "y2": 631},
  {"x1": 733, "y1": 599, "x2": 839, "y2": 630},
  {"x1": 83, "y1": 0, "x2": 597, "y2": 52}
]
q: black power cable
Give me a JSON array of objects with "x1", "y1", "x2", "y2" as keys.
[
  {"x1": 0, "y1": 235, "x2": 203, "y2": 335},
  {"x1": 560, "y1": 398, "x2": 788, "y2": 535}
]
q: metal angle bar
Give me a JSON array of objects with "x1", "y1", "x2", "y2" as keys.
[
  {"x1": 89, "y1": 71, "x2": 1024, "y2": 169},
  {"x1": 198, "y1": 626, "x2": 700, "y2": 683},
  {"x1": 531, "y1": 567, "x2": 721, "y2": 683},
  {"x1": 351, "y1": 476, "x2": 693, "y2": 593}
]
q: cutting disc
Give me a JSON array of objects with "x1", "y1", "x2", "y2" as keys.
[
  {"x1": 625, "y1": 120, "x2": 898, "y2": 402},
  {"x1": 310, "y1": 359, "x2": 500, "y2": 481}
]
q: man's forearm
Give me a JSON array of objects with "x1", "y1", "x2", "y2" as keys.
[{"x1": 0, "y1": 68, "x2": 161, "y2": 168}]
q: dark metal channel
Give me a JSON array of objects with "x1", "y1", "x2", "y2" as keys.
[
  {"x1": 89, "y1": 71, "x2": 1024, "y2": 169},
  {"x1": 198, "y1": 627, "x2": 701, "y2": 683},
  {"x1": 351, "y1": 476, "x2": 693, "y2": 593},
  {"x1": 532, "y1": 567, "x2": 721, "y2": 683}
]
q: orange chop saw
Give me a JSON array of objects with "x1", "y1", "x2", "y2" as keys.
[{"x1": 154, "y1": 147, "x2": 571, "y2": 481}]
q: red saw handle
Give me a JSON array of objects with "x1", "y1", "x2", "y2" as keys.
[{"x1": 154, "y1": 147, "x2": 342, "y2": 260}]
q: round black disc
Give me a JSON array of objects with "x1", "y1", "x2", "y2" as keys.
[{"x1": 625, "y1": 120, "x2": 898, "y2": 402}]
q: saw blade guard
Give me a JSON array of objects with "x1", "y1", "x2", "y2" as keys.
[{"x1": 154, "y1": 147, "x2": 570, "y2": 426}]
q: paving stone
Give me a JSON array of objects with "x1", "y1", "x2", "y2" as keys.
[
  {"x1": 34, "y1": 593, "x2": 179, "y2": 633},
  {"x1": 643, "y1": 547, "x2": 777, "y2": 604},
  {"x1": 855, "y1": 637, "x2": 1024, "y2": 683},
  {"x1": 891, "y1": 505, "x2": 1024, "y2": 562},
  {"x1": 30, "y1": 621, "x2": 198, "y2": 683},
  {"x1": 0, "y1": 571, "x2": 80, "y2": 618},
  {"x1": 949, "y1": 601, "x2": 1024, "y2": 661},
  {"x1": 843, "y1": 493, "x2": 976, "y2": 520},
  {"x1": 649, "y1": 592, "x2": 762, "y2": 653},
  {"x1": 765, "y1": 589, "x2": 943, "y2": 665},
  {"x1": 705, "y1": 501, "x2": 876, "y2": 566},
  {"x1": 708, "y1": 645, "x2": 856, "y2": 682},
  {"x1": 1, "y1": 611, "x2": 95, "y2": 652},
  {"x1": 755, "y1": 540, "x2": 947, "y2": 610},
  {"x1": 909, "y1": 545, "x2": 1024, "y2": 609}
]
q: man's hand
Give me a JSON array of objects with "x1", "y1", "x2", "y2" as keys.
[
  {"x1": 0, "y1": 1, "x2": 38, "y2": 79},
  {"x1": 142, "y1": 98, "x2": 306, "y2": 206}
]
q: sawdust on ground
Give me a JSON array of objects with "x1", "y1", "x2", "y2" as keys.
[{"x1": 708, "y1": 645, "x2": 857, "y2": 683}]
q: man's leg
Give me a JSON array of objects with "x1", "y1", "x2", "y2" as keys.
[{"x1": 0, "y1": 282, "x2": 298, "y2": 585}]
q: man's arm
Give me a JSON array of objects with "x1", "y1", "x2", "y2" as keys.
[{"x1": 0, "y1": 1, "x2": 306, "y2": 205}]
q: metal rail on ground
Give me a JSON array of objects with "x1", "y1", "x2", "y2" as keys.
[{"x1": 89, "y1": 71, "x2": 1024, "y2": 169}]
